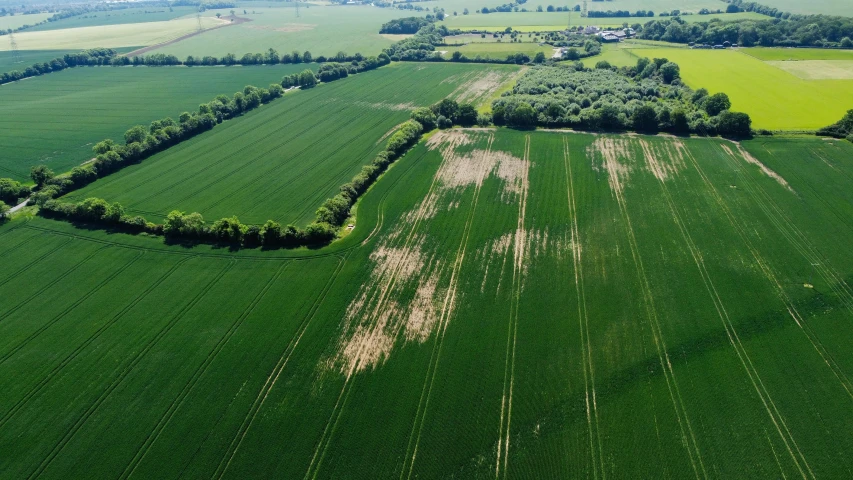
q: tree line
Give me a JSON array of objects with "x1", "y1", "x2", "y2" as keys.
[
  {"x1": 25, "y1": 83, "x2": 286, "y2": 208},
  {"x1": 0, "y1": 48, "x2": 117, "y2": 85},
  {"x1": 38, "y1": 108, "x2": 438, "y2": 248},
  {"x1": 817, "y1": 110, "x2": 853, "y2": 143},
  {"x1": 490, "y1": 59, "x2": 752, "y2": 137},
  {"x1": 34, "y1": 96, "x2": 486, "y2": 248},
  {"x1": 638, "y1": 10, "x2": 853, "y2": 47}
]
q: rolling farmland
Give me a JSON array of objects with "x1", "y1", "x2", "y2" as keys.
[
  {"x1": 439, "y1": 11, "x2": 767, "y2": 30},
  {"x1": 145, "y1": 6, "x2": 406, "y2": 59},
  {"x1": 0, "y1": 16, "x2": 223, "y2": 52},
  {"x1": 23, "y1": 6, "x2": 198, "y2": 32},
  {"x1": 2, "y1": 129, "x2": 853, "y2": 477},
  {"x1": 622, "y1": 47, "x2": 853, "y2": 130},
  {"x1": 66, "y1": 63, "x2": 521, "y2": 225},
  {"x1": 0, "y1": 64, "x2": 313, "y2": 181}
]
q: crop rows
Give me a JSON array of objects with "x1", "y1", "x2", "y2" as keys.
[
  {"x1": 0, "y1": 64, "x2": 312, "y2": 180},
  {"x1": 1, "y1": 130, "x2": 852, "y2": 477},
  {"x1": 68, "y1": 62, "x2": 521, "y2": 225}
]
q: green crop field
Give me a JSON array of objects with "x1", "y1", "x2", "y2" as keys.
[
  {"x1": 0, "y1": 64, "x2": 312, "y2": 181},
  {"x1": 759, "y1": 0, "x2": 853, "y2": 16},
  {"x1": 0, "y1": 49, "x2": 76, "y2": 74},
  {"x1": 582, "y1": 42, "x2": 640, "y2": 67},
  {"x1": 767, "y1": 60, "x2": 853, "y2": 79},
  {"x1": 24, "y1": 6, "x2": 198, "y2": 32},
  {"x1": 3, "y1": 128, "x2": 853, "y2": 477},
  {"x1": 743, "y1": 47, "x2": 853, "y2": 61},
  {"x1": 0, "y1": 12, "x2": 52, "y2": 30},
  {"x1": 624, "y1": 47, "x2": 853, "y2": 130},
  {"x1": 65, "y1": 62, "x2": 521, "y2": 226},
  {"x1": 146, "y1": 6, "x2": 407, "y2": 58},
  {"x1": 441, "y1": 40, "x2": 555, "y2": 59}
]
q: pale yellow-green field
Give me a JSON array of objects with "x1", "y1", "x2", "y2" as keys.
[
  {"x1": 624, "y1": 47, "x2": 853, "y2": 130},
  {"x1": 0, "y1": 16, "x2": 224, "y2": 51},
  {"x1": 0, "y1": 12, "x2": 53, "y2": 30},
  {"x1": 581, "y1": 43, "x2": 640, "y2": 68},
  {"x1": 766, "y1": 60, "x2": 853, "y2": 80}
]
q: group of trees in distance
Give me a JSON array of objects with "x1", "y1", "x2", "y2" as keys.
[
  {"x1": 491, "y1": 59, "x2": 752, "y2": 136},
  {"x1": 379, "y1": 16, "x2": 433, "y2": 34},
  {"x1": 639, "y1": 10, "x2": 853, "y2": 47},
  {"x1": 817, "y1": 110, "x2": 853, "y2": 142},
  {"x1": 0, "y1": 178, "x2": 31, "y2": 205}
]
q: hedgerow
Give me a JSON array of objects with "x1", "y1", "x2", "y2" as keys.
[{"x1": 0, "y1": 48, "x2": 117, "y2": 85}]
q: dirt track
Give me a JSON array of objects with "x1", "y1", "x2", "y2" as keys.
[{"x1": 124, "y1": 16, "x2": 252, "y2": 57}]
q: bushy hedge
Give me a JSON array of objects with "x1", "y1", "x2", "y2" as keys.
[
  {"x1": 0, "y1": 178, "x2": 31, "y2": 205},
  {"x1": 491, "y1": 59, "x2": 752, "y2": 136},
  {"x1": 314, "y1": 119, "x2": 423, "y2": 228},
  {"x1": 639, "y1": 12, "x2": 853, "y2": 48},
  {"x1": 29, "y1": 83, "x2": 284, "y2": 204},
  {"x1": 380, "y1": 16, "x2": 433, "y2": 34},
  {"x1": 0, "y1": 48, "x2": 116, "y2": 85},
  {"x1": 817, "y1": 110, "x2": 853, "y2": 141}
]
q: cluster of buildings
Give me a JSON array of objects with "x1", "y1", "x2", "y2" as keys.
[{"x1": 578, "y1": 26, "x2": 636, "y2": 42}]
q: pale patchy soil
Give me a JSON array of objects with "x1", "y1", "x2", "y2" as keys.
[
  {"x1": 328, "y1": 129, "x2": 557, "y2": 375},
  {"x1": 449, "y1": 70, "x2": 519, "y2": 106},
  {"x1": 720, "y1": 143, "x2": 794, "y2": 193}
]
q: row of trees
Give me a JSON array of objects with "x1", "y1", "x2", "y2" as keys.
[
  {"x1": 491, "y1": 59, "x2": 752, "y2": 136},
  {"x1": 0, "y1": 48, "x2": 117, "y2": 85},
  {"x1": 0, "y1": 178, "x2": 31, "y2": 205},
  {"x1": 28, "y1": 84, "x2": 284, "y2": 208},
  {"x1": 639, "y1": 11, "x2": 853, "y2": 47},
  {"x1": 40, "y1": 112, "x2": 433, "y2": 248}
]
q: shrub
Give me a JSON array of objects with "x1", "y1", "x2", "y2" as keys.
[
  {"x1": 411, "y1": 107, "x2": 437, "y2": 130},
  {"x1": 703, "y1": 92, "x2": 731, "y2": 116}
]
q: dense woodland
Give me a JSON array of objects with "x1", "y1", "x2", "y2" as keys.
[
  {"x1": 817, "y1": 110, "x2": 853, "y2": 142},
  {"x1": 492, "y1": 59, "x2": 751, "y2": 136},
  {"x1": 639, "y1": 10, "x2": 853, "y2": 47}
]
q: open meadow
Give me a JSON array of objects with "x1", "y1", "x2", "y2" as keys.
[
  {"x1": 441, "y1": 40, "x2": 555, "y2": 60},
  {"x1": 759, "y1": 0, "x2": 853, "y2": 16},
  {"x1": 2, "y1": 127, "x2": 853, "y2": 477},
  {"x1": 621, "y1": 46, "x2": 853, "y2": 130},
  {"x1": 64, "y1": 62, "x2": 521, "y2": 226},
  {"x1": 0, "y1": 64, "x2": 313, "y2": 181},
  {"x1": 0, "y1": 12, "x2": 52, "y2": 30},
  {"x1": 146, "y1": 6, "x2": 406, "y2": 58},
  {"x1": 23, "y1": 6, "x2": 199, "y2": 32},
  {"x1": 0, "y1": 16, "x2": 223, "y2": 51}
]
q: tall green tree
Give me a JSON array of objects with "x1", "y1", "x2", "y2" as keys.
[{"x1": 30, "y1": 165, "x2": 54, "y2": 188}]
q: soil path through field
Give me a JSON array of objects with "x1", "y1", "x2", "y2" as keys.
[{"x1": 123, "y1": 16, "x2": 252, "y2": 57}]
